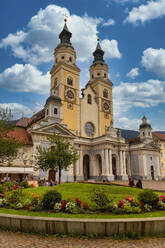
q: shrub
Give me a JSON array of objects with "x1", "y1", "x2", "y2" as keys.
[
  {"x1": 4, "y1": 187, "x2": 25, "y2": 208},
  {"x1": 42, "y1": 190, "x2": 62, "y2": 210},
  {"x1": 143, "y1": 204, "x2": 152, "y2": 212},
  {"x1": 19, "y1": 181, "x2": 28, "y2": 188},
  {"x1": 3, "y1": 181, "x2": 14, "y2": 192},
  {"x1": 31, "y1": 193, "x2": 41, "y2": 207},
  {"x1": 0, "y1": 185, "x2": 4, "y2": 194},
  {"x1": 89, "y1": 188, "x2": 113, "y2": 209},
  {"x1": 158, "y1": 201, "x2": 165, "y2": 210},
  {"x1": 138, "y1": 189, "x2": 159, "y2": 208}
]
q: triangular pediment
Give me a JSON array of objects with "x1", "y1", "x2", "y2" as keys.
[{"x1": 31, "y1": 122, "x2": 75, "y2": 137}]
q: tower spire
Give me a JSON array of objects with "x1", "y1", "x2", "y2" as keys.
[
  {"x1": 59, "y1": 18, "x2": 72, "y2": 45},
  {"x1": 93, "y1": 37, "x2": 104, "y2": 64}
]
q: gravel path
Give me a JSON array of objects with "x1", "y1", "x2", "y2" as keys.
[{"x1": 1, "y1": 230, "x2": 165, "y2": 248}]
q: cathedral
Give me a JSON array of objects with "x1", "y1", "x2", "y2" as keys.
[{"x1": 0, "y1": 20, "x2": 162, "y2": 182}]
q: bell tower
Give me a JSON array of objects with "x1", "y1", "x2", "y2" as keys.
[
  {"x1": 50, "y1": 19, "x2": 80, "y2": 134},
  {"x1": 89, "y1": 38, "x2": 113, "y2": 136}
]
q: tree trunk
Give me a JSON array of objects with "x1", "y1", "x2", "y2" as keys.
[{"x1": 58, "y1": 165, "x2": 61, "y2": 184}]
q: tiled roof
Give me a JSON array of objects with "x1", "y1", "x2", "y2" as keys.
[
  {"x1": 7, "y1": 128, "x2": 33, "y2": 145},
  {"x1": 16, "y1": 109, "x2": 45, "y2": 128},
  {"x1": 152, "y1": 132, "x2": 165, "y2": 141},
  {"x1": 28, "y1": 109, "x2": 45, "y2": 126},
  {"x1": 16, "y1": 117, "x2": 31, "y2": 128}
]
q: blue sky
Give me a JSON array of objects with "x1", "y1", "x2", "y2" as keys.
[{"x1": 0, "y1": 0, "x2": 165, "y2": 131}]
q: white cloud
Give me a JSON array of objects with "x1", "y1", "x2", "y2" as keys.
[
  {"x1": 142, "y1": 48, "x2": 165, "y2": 78},
  {"x1": 124, "y1": 0, "x2": 165, "y2": 24},
  {"x1": 115, "y1": 117, "x2": 141, "y2": 130},
  {"x1": 101, "y1": 39, "x2": 122, "y2": 59},
  {"x1": 0, "y1": 5, "x2": 121, "y2": 65},
  {"x1": 0, "y1": 103, "x2": 33, "y2": 120},
  {"x1": 0, "y1": 64, "x2": 50, "y2": 94},
  {"x1": 113, "y1": 79, "x2": 165, "y2": 120},
  {"x1": 105, "y1": 0, "x2": 142, "y2": 6},
  {"x1": 126, "y1": 67, "x2": 139, "y2": 79},
  {"x1": 103, "y1": 18, "x2": 115, "y2": 26}
]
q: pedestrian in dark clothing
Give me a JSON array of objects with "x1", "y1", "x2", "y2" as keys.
[
  {"x1": 136, "y1": 179, "x2": 142, "y2": 189},
  {"x1": 130, "y1": 178, "x2": 135, "y2": 187}
]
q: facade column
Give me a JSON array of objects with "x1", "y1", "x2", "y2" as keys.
[
  {"x1": 75, "y1": 156, "x2": 79, "y2": 177},
  {"x1": 120, "y1": 150, "x2": 123, "y2": 176},
  {"x1": 109, "y1": 150, "x2": 112, "y2": 175},
  {"x1": 156, "y1": 155, "x2": 161, "y2": 178},
  {"x1": 105, "y1": 149, "x2": 109, "y2": 175},
  {"x1": 143, "y1": 154, "x2": 148, "y2": 178},
  {"x1": 90, "y1": 154, "x2": 95, "y2": 179},
  {"x1": 123, "y1": 151, "x2": 126, "y2": 175},
  {"x1": 76, "y1": 150, "x2": 84, "y2": 180},
  {"x1": 67, "y1": 163, "x2": 74, "y2": 182},
  {"x1": 119, "y1": 150, "x2": 128, "y2": 180},
  {"x1": 101, "y1": 150, "x2": 106, "y2": 176}
]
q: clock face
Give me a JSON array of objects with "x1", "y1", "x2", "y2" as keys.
[
  {"x1": 103, "y1": 101, "x2": 110, "y2": 112},
  {"x1": 85, "y1": 122, "x2": 94, "y2": 137},
  {"x1": 67, "y1": 90, "x2": 74, "y2": 99},
  {"x1": 65, "y1": 88, "x2": 75, "y2": 101}
]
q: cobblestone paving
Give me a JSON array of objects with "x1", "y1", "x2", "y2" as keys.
[
  {"x1": 114, "y1": 180, "x2": 165, "y2": 191},
  {"x1": 1, "y1": 231, "x2": 165, "y2": 248}
]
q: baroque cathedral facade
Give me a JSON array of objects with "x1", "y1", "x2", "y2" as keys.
[{"x1": 0, "y1": 21, "x2": 161, "y2": 182}]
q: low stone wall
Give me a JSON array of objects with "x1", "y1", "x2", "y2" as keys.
[{"x1": 1, "y1": 214, "x2": 165, "y2": 236}]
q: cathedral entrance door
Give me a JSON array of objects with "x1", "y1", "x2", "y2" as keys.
[
  {"x1": 151, "y1": 166, "x2": 154, "y2": 180},
  {"x1": 83, "y1": 155, "x2": 90, "y2": 180},
  {"x1": 112, "y1": 157, "x2": 117, "y2": 180}
]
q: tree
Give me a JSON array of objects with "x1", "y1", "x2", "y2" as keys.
[
  {"x1": 0, "y1": 108, "x2": 22, "y2": 164},
  {"x1": 35, "y1": 134, "x2": 79, "y2": 184}
]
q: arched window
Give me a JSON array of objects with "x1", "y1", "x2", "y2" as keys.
[
  {"x1": 103, "y1": 89, "x2": 108, "y2": 98},
  {"x1": 54, "y1": 108, "x2": 58, "y2": 115},
  {"x1": 54, "y1": 78, "x2": 58, "y2": 88},
  {"x1": 143, "y1": 132, "x2": 145, "y2": 136},
  {"x1": 46, "y1": 109, "x2": 49, "y2": 115},
  {"x1": 69, "y1": 57, "x2": 72, "y2": 62},
  {"x1": 67, "y1": 76, "x2": 73, "y2": 86},
  {"x1": 87, "y1": 94, "x2": 92, "y2": 104}
]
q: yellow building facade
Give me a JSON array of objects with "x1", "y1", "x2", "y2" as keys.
[{"x1": 48, "y1": 21, "x2": 113, "y2": 138}]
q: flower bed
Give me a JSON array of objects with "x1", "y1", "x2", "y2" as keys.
[{"x1": 0, "y1": 181, "x2": 165, "y2": 215}]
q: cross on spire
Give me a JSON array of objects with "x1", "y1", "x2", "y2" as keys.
[{"x1": 64, "y1": 14, "x2": 68, "y2": 23}]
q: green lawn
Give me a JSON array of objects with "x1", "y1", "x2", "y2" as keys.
[
  {"x1": 24, "y1": 182, "x2": 143, "y2": 205},
  {"x1": 0, "y1": 182, "x2": 164, "y2": 219}
]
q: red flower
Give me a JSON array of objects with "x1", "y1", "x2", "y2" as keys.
[
  {"x1": 13, "y1": 185, "x2": 19, "y2": 190},
  {"x1": 83, "y1": 202, "x2": 88, "y2": 209},
  {"x1": 62, "y1": 200, "x2": 66, "y2": 211},
  {"x1": 118, "y1": 199, "x2": 125, "y2": 208},
  {"x1": 75, "y1": 198, "x2": 82, "y2": 207}
]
